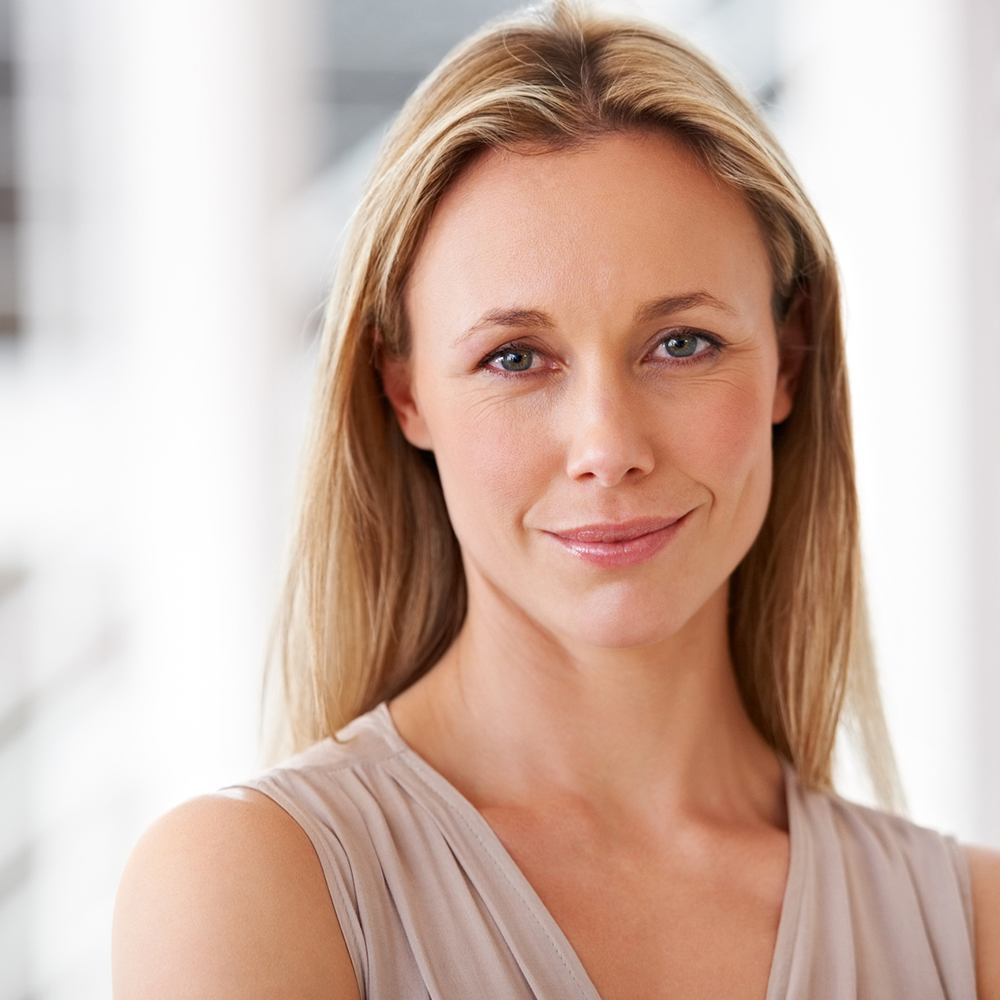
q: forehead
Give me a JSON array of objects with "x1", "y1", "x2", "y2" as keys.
[{"x1": 406, "y1": 131, "x2": 772, "y2": 334}]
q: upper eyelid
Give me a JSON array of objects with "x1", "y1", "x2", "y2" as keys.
[
  {"x1": 479, "y1": 340, "x2": 546, "y2": 365},
  {"x1": 646, "y1": 328, "x2": 724, "y2": 357},
  {"x1": 652, "y1": 325, "x2": 722, "y2": 344}
]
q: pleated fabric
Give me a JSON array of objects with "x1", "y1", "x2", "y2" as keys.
[{"x1": 238, "y1": 705, "x2": 976, "y2": 1000}]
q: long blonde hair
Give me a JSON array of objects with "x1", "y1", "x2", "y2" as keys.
[{"x1": 269, "y1": 1, "x2": 900, "y2": 807}]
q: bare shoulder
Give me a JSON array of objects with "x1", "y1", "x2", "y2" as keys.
[
  {"x1": 965, "y1": 844, "x2": 1000, "y2": 1000},
  {"x1": 113, "y1": 789, "x2": 360, "y2": 1000}
]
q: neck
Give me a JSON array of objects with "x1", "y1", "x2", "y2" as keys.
[{"x1": 391, "y1": 572, "x2": 783, "y2": 824}]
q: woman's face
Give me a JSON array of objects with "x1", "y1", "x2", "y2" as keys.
[{"x1": 389, "y1": 131, "x2": 797, "y2": 650}]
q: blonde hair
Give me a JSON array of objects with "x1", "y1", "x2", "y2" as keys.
[{"x1": 269, "y1": 1, "x2": 900, "y2": 808}]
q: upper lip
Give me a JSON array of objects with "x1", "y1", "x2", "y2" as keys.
[{"x1": 547, "y1": 517, "x2": 683, "y2": 543}]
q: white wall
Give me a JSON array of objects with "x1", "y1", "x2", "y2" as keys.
[
  {"x1": 0, "y1": 0, "x2": 309, "y2": 995},
  {"x1": 776, "y1": 0, "x2": 975, "y2": 838},
  {"x1": 964, "y1": 0, "x2": 1000, "y2": 845}
]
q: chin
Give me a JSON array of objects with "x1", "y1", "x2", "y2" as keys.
[{"x1": 544, "y1": 590, "x2": 706, "y2": 651}]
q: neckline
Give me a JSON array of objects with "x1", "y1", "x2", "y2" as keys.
[{"x1": 367, "y1": 702, "x2": 803, "y2": 1000}]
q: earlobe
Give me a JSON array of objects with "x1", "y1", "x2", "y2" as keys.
[
  {"x1": 772, "y1": 295, "x2": 808, "y2": 425},
  {"x1": 379, "y1": 352, "x2": 434, "y2": 450}
]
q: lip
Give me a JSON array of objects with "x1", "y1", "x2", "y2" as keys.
[{"x1": 544, "y1": 515, "x2": 688, "y2": 568}]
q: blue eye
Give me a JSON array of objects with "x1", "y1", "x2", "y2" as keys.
[
  {"x1": 653, "y1": 330, "x2": 718, "y2": 361},
  {"x1": 498, "y1": 348, "x2": 534, "y2": 371},
  {"x1": 663, "y1": 333, "x2": 701, "y2": 357}
]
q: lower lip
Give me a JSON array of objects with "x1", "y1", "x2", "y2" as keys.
[{"x1": 546, "y1": 518, "x2": 686, "y2": 569}]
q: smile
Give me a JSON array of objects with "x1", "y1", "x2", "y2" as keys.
[{"x1": 545, "y1": 515, "x2": 688, "y2": 569}]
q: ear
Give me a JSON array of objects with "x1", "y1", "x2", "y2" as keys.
[
  {"x1": 772, "y1": 294, "x2": 808, "y2": 425},
  {"x1": 378, "y1": 349, "x2": 434, "y2": 450}
]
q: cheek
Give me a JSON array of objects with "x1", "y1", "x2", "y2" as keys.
[
  {"x1": 419, "y1": 383, "x2": 555, "y2": 545},
  {"x1": 669, "y1": 375, "x2": 776, "y2": 513}
]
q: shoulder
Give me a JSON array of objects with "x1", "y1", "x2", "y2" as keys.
[
  {"x1": 822, "y1": 791, "x2": 955, "y2": 858},
  {"x1": 964, "y1": 844, "x2": 1000, "y2": 1000},
  {"x1": 112, "y1": 790, "x2": 360, "y2": 1000},
  {"x1": 820, "y1": 793, "x2": 977, "y2": 922},
  {"x1": 816, "y1": 788, "x2": 971, "y2": 892},
  {"x1": 790, "y1": 780, "x2": 979, "y2": 988},
  {"x1": 819, "y1": 791, "x2": 991, "y2": 993}
]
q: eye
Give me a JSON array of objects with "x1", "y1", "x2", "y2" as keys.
[
  {"x1": 652, "y1": 330, "x2": 717, "y2": 361},
  {"x1": 500, "y1": 348, "x2": 533, "y2": 371},
  {"x1": 485, "y1": 346, "x2": 538, "y2": 372}
]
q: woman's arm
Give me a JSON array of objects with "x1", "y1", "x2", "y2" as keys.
[
  {"x1": 966, "y1": 845, "x2": 1000, "y2": 1000},
  {"x1": 112, "y1": 790, "x2": 360, "y2": 1000}
]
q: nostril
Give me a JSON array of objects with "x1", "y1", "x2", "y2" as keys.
[{"x1": 564, "y1": 399, "x2": 656, "y2": 486}]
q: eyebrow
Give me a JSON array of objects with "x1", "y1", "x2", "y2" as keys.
[
  {"x1": 453, "y1": 308, "x2": 554, "y2": 347},
  {"x1": 453, "y1": 291, "x2": 735, "y2": 347},
  {"x1": 632, "y1": 292, "x2": 737, "y2": 325}
]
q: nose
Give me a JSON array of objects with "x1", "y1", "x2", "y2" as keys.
[{"x1": 564, "y1": 373, "x2": 655, "y2": 487}]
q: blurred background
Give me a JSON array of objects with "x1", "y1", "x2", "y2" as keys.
[{"x1": 0, "y1": 0, "x2": 997, "y2": 994}]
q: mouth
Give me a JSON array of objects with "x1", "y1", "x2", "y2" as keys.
[{"x1": 544, "y1": 515, "x2": 689, "y2": 569}]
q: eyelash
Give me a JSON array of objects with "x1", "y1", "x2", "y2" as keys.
[
  {"x1": 478, "y1": 341, "x2": 546, "y2": 377},
  {"x1": 648, "y1": 329, "x2": 724, "y2": 365},
  {"x1": 478, "y1": 329, "x2": 724, "y2": 377}
]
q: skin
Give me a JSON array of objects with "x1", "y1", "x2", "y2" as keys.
[
  {"x1": 386, "y1": 132, "x2": 794, "y2": 1000},
  {"x1": 112, "y1": 132, "x2": 1000, "y2": 999},
  {"x1": 968, "y1": 846, "x2": 1000, "y2": 996}
]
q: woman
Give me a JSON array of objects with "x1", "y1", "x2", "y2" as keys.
[{"x1": 112, "y1": 3, "x2": 1000, "y2": 997}]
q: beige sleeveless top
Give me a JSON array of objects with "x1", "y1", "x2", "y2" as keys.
[{"x1": 240, "y1": 704, "x2": 976, "y2": 999}]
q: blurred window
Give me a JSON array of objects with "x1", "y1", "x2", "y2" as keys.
[
  {"x1": 309, "y1": 0, "x2": 517, "y2": 168},
  {"x1": 0, "y1": 0, "x2": 19, "y2": 344},
  {"x1": 0, "y1": 568, "x2": 29, "y2": 999},
  {"x1": 309, "y1": 0, "x2": 780, "y2": 173}
]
